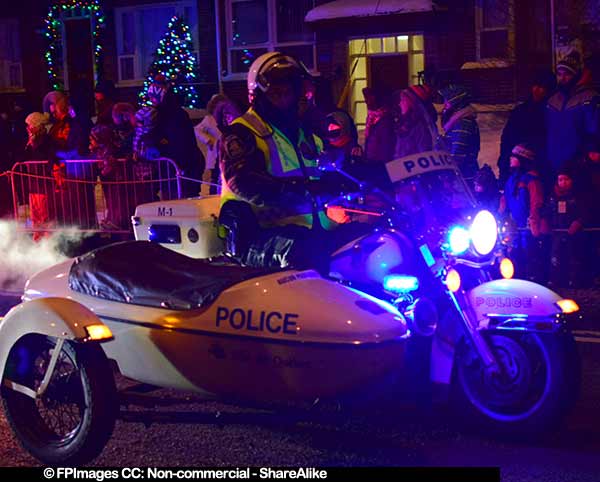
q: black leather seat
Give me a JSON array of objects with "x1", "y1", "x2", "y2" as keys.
[{"x1": 69, "y1": 241, "x2": 273, "y2": 310}]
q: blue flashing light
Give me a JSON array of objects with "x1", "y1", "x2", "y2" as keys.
[
  {"x1": 419, "y1": 244, "x2": 435, "y2": 267},
  {"x1": 383, "y1": 275, "x2": 419, "y2": 293},
  {"x1": 448, "y1": 226, "x2": 470, "y2": 255}
]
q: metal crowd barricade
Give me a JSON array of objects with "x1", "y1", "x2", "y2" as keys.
[{"x1": 7, "y1": 157, "x2": 183, "y2": 235}]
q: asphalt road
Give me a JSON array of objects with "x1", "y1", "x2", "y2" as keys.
[{"x1": 0, "y1": 291, "x2": 599, "y2": 482}]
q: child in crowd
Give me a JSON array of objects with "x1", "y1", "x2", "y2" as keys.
[
  {"x1": 24, "y1": 112, "x2": 54, "y2": 239},
  {"x1": 89, "y1": 124, "x2": 127, "y2": 230},
  {"x1": 547, "y1": 166, "x2": 587, "y2": 288},
  {"x1": 499, "y1": 143, "x2": 546, "y2": 281},
  {"x1": 473, "y1": 164, "x2": 499, "y2": 213}
]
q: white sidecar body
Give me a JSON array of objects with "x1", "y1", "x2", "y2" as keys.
[{"x1": 3, "y1": 242, "x2": 409, "y2": 403}]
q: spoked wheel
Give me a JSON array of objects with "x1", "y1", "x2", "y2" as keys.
[
  {"x1": 1, "y1": 336, "x2": 117, "y2": 465},
  {"x1": 453, "y1": 332, "x2": 580, "y2": 438}
]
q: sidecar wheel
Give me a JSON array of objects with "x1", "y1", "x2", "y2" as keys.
[
  {"x1": 1, "y1": 335, "x2": 117, "y2": 465},
  {"x1": 452, "y1": 332, "x2": 580, "y2": 439}
]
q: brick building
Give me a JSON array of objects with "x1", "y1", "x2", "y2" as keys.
[{"x1": 0, "y1": 0, "x2": 597, "y2": 123}]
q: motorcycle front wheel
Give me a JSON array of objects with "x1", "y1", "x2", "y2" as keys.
[
  {"x1": 1, "y1": 335, "x2": 117, "y2": 465},
  {"x1": 452, "y1": 331, "x2": 580, "y2": 438}
]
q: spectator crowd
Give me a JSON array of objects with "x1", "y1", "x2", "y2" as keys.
[{"x1": 0, "y1": 47, "x2": 599, "y2": 288}]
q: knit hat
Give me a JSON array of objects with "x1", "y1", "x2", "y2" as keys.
[
  {"x1": 511, "y1": 143, "x2": 536, "y2": 162},
  {"x1": 557, "y1": 50, "x2": 582, "y2": 76},
  {"x1": 206, "y1": 94, "x2": 228, "y2": 116},
  {"x1": 42, "y1": 90, "x2": 66, "y2": 114},
  {"x1": 152, "y1": 74, "x2": 169, "y2": 88},
  {"x1": 112, "y1": 102, "x2": 136, "y2": 125},
  {"x1": 557, "y1": 164, "x2": 576, "y2": 180},
  {"x1": 25, "y1": 112, "x2": 50, "y2": 129},
  {"x1": 408, "y1": 84, "x2": 433, "y2": 102}
]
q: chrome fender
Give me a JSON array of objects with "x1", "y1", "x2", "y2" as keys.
[
  {"x1": 430, "y1": 279, "x2": 565, "y2": 386},
  {"x1": 468, "y1": 279, "x2": 562, "y2": 323},
  {"x1": 0, "y1": 297, "x2": 108, "y2": 378}
]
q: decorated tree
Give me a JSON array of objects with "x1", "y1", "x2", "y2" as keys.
[{"x1": 139, "y1": 15, "x2": 200, "y2": 108}]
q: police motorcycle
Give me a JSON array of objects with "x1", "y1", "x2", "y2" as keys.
[
  {"x1": 317, "y1": 149, "x2": 581, "y2": 437},
  {"x1": 130, "y1": 149, "x2": 581, "y2": 441}
]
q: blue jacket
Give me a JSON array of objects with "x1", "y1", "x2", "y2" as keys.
[
  {"x1": 546, "y1": 83, "x2": 600, "y2": 174},
  {"x1": 503, "y1": 171, "x2": 544, "y2": 228}
]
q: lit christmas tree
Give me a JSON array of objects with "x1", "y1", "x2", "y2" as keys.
[{"x1": 139, "y1": 15, "x2": 200, "y2": 108}]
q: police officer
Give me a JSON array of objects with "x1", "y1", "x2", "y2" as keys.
[{"x1": 219, "y1": 52, "x2": 355, "y2": 269}]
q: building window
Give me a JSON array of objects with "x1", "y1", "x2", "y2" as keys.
[
  {"x1": 348, "y1": 35, "x2": 425, "y2": 129},
  {"x1": 476, "y1": 0, "x2": 514, "y2": 60},
  {"x1": 115, "y1": 2, "x2": 199, "y2": 84},
  {"x1": 0, "y1": 19, "x2": 22, "y2": 91},
  {"x1": 225, "y1": 0, "x2": 316, "y2": 78}
]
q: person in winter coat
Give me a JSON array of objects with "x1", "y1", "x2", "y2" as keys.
[
  {"x1": 499, "y1": 144, "x2": 546, "y2": 281},
  {"x1": 498, "y1": 70, "x2": 556, "y2": 186},
  {"x1": 362, "y1": 87, "x2": 395, "y2": 164},
  {"x1": 42, "y1": 90, "x2": 67, "y2": 122},
  {"x1": 48, "y1": 95, "x2": 96, "y2": 228},
  {"x1": 580, "y1": 150, "x2": 600, "y2": 282},
  {"x1": 392, "y1": 86, "x2": 439, "y2": 159},
  {"x1": 473, "y1": 164, "x2": 500, "y2": 213},
  {"x1": 547, "y1": 166, "x2": 588, "y2": 287},
  {"x1": 23, "y1": 112, "x2": 55, "y2": 238},
  {"x1": 113, "y1": 103, "x2": 157, "y2": 210},
  {"x1": 439, "y1": 84, "x2": 480, "y2": 182},
  {"x1": 151, "y1": 75, "x2": 205, "y2": 198},
  {"x1": 48, "y1": 95, "x2": 88, "y2": 161},
  {"x1": 94, "y1": 80, "x2": 117, "y2": 126},
  {"x1": 195, "y1": 94, "x2": 241, "y2": 194},
  {"x1": 112, "y1": 102, "x2": 136, "y2": 158},
  {"x1": 90, "y1": 124, "x2": 132, "y2": 231},
  {"x1": 323, "y1": 109, "x2": 361, "y2": 162},
  {"x1": 546, "y1": 50, "x2": 600, "y2": 179}
]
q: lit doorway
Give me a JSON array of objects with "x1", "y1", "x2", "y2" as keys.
[{"x1": 348, "y1": 35, "x2": 424, "y2": 129}]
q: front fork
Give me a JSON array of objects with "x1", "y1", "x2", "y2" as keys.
[{"x1": 447, "y1": 288, "x2": 498, "y2": 369}]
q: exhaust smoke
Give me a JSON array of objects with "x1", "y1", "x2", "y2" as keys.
[{"x1": 0, "y1": 221, "x2": 89, "y2": 293}]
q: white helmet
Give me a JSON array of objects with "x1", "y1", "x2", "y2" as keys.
[{"x1": 247, "y1": 51, "x2": 310, "y2": 99}]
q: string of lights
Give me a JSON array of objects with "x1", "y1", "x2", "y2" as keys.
[{"x1": 44, "y1": 0, "x2": 106, "y2": 90}]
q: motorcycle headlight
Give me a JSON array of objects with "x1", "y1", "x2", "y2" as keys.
[
  {"x1": 469, "y1": 210, "x2": 498, "y2": 255},
  {"x1": 448, "y1": 226, "x2": 470, "y2": 255}
]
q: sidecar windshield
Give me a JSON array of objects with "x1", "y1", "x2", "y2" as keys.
[{"x1": 387, "y1": 152, "x2": 476, "y2": 229}]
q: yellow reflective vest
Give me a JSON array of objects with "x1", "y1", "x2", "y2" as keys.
[{"x1": 221, "y1": 108, "x2": 337, "y2": 230}]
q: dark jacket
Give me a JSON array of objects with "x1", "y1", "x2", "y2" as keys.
[
  {"x1": 364, "y1": 108, "x2": 395, "y2": 164},
  {"x1": 48, "y1": 115, "x2": 87, "y2": 162},
  {"x1": 155, "y1": 93, "x2": 204, "y2": 182},
  {"x1": 393, "y1": 99, "x2": 438, "y2": 159},
  {"x1": 23, "y1": 134, "x2": 55, "y2": 195},
  {"x1": 546, "y1": 83, "x2": 600, "y2": 174},
  {"x1": 498, "y1": 97, "x2": 548, "y2": 185},
  {"x1": 547, "y1": 184, "x2": 587, "y2": 231}
]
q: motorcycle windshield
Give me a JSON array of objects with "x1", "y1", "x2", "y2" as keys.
[{"x1": 387, "y1": 152, "x2": 476, "y2": 231}]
